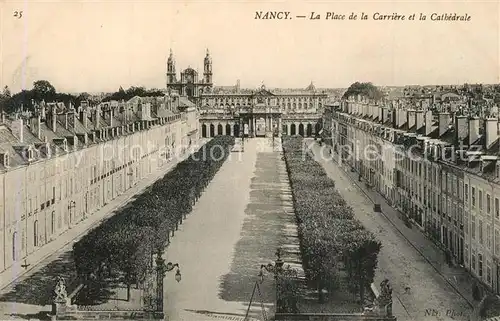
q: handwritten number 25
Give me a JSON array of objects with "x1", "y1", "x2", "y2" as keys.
[{"x1": 14, "y1": 11, "x2": 23, "y2": 19}]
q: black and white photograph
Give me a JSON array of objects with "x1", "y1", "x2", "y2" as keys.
[{"x1": 0, "y1": 1, "x2": 498, "y2": 320}]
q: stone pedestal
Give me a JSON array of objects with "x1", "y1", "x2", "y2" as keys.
[{"x1": 52, "y1": 299, "x2": 78, "y2": 319}]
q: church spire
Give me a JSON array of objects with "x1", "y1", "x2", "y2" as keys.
[{"x1": 203, "y1": 48, "x2": 212, "y2": 84}]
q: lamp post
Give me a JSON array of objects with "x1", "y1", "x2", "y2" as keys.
[
  {"x1": 259, "y1": 248, "x2": 286, "y2": 312},
  {"x1": 155, "y1": 253, "x2": 181, "y2": 317},
  {"x1": 68, "y1": 200, "x2": 76, "y2": 226}
]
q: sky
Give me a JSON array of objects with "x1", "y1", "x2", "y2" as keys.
[{"x1": 0, "y1": 0, "x2": 499, "y2": 94}]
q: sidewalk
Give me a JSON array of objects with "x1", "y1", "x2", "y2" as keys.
[
  {"x1": 312, "y1": 141, "x2": 477, "y2": 309},
  {"x1": 0, "y1": 139, "x2": 210, "y2": 291}
]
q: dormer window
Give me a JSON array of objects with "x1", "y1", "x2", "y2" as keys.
[
  {"x1": 1, "y1": 152, "x2": 10, "y2": 167},
  {"x1": 27, "y1": 147, "x2": 34, "y2": 161},
  {"x1": 62, "y1": 139, "x2": 68, "y2": 152}
]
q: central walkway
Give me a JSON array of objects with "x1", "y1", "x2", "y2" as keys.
[{"x1": 162, "y1": 138, "x2": 300, "y2": 321}]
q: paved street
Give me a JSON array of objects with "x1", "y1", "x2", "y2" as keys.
[
  {"x1": 308, "y1": 140, "x2": 473, "y2": 321},
  {"x1": 161, "y1": 138, "x2": 301, "y2": 321}
]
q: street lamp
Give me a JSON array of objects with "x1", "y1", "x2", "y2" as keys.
[
  {"x1": 165, "y1": 262, "x2": 182, "y2": 283},
  {"x1": 68, "y1": 200, "x2": 76, "y2": 226},
  {"x1": 155, "y1": 254, "x2": 182, "y2": 316},
  {"x1": 258, "y1": 248, "x2": 286, "y2": 312}
]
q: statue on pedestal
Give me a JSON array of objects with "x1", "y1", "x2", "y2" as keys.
[
  {"x1": 54, "y1": 277, "x2": 68, "y2": 304},
  {"x1": 375, "y1": 279, "x2": 393, "y2": 316},
  {"x1": 52, "y1": 276, "x2": 78, "y2": 318}
]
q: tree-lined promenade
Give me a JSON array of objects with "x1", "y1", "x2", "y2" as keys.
[
  {"x1": 73, "y1": 136, "x2": 235, "y2": 300},
  {"x1": 282, "y1": 136, "x2": 381, "y2": 305}
]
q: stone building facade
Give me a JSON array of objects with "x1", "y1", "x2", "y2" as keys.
[
  {"x1": 325, "y1": 96, "x2": 500, "y2": 294},
  {"x1": 166, "y1": 49, "x2": 327, "y2": 138},
  {"x1": 0, "y1": 95, "x2": 198, "y2": 273}
]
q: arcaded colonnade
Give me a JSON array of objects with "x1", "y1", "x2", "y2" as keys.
[{"x1": 200, "y1": 120, "x2": 322, "y2": 138}]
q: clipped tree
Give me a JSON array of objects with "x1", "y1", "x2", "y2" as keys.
[
  {"x1": 282, "y1": 136, "x2": 382, "y2": 305},
  {"x1": 72, "y1": 136, "x2": 235, "y2": 299},
  {"x1": 342, "y1": 82, "x2": 384, "y2": 101}
]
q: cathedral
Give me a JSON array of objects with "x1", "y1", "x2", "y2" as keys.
[
  {"x1": 166, "y1": 49, "x2": 327, "y2": 138},
  {"x1": 166, "y1": 49, "x2": 213, "y2": 101}
]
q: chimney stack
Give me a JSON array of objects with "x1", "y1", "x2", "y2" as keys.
[
  {"x1": 415, "y1": 110, "x2": 424, "y2": 131},
  {"x1": 469, "y1": 117, "x2": 480, "y2": 146},
  {"x1": 382, "y1": 107, "x2": 388, "y2": 123},
  {"x1": 425, "y1": 110, "x2": 433, "y2": 136},
  {"x1": 93, "y1": 105, "x2": 101, "y2": 129},
  {"x1": 407, "y1": 110, "x2": 416, "y2": 130},
  {"x1": 398, "y1": 109, "x2": 407, "y2": 128},
  {"x1": 485, "y1": 118, "x2": 498, "y2": 150},
  {"x1": 108, "y1": 109, "x2": 113, "y2": 127},
  {"x1": 11, "y1": 118, "x2": 24, "y2": 143},
  {"x1": 438, "y1": 113, "x2": 451, "y2": 137},
  {"x1": 455, "y1": 116, "x2": 468, "y2": 146},
  {"x1": 30, "y1": 115, "x2": 41, "y2": 139},
  {"x1": 51, "y1": 105, "x2": 57, "y2": 132},
  {"x1": 79, "y1": 108, "x2": 89, "y2": 129}
]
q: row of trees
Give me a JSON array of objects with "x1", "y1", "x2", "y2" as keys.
[
  {"x1": 342, "y1": 82, "x2": 384, "y2": 101},
  {"x1": 101, "y1": 86, "x2": 164, "y2": 102},
  {"x1": 0, "y1": 81, "x2": 88, "y2": 113},
  {"x1": 0, "y1": 81, "x2": 166, "y2": 114},
  {"x1": 73, "y1": 136, "x2": 235, "y2": 300},
  {"x1": 282, "y1": 137, "x2": 381, "y2": 303}
]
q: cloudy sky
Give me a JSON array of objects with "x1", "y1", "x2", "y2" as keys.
[{"x1": 0, "y1": 1, "x2": 498, "y2": 93}]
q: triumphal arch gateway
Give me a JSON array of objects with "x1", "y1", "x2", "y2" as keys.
[{"x1": 166, "y1": 49, "x2": 327, "y2": 138}]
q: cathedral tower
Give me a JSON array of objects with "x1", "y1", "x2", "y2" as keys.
[
  {"x1": 203, "y1": 49, "x2": 212, "y2": 84},
  {"x1": 166, "y1": 49, "x2": 176, "y2": 85}
]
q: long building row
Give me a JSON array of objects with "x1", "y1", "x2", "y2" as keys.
[
  {"x1": 0, "y1": 94, "x2": 199, "y2": 274},
  {"x1": 324, "y1": 96, "x2": 500, "y2": 294}
]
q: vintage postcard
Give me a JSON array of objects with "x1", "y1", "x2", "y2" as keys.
[{"x1": 0, "y1": 1, "x2": 498, "y2": 321}]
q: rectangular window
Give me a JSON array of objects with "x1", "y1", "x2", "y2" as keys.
[
  {"x1": 487, "y1": 263, "x2": 492, "y2": 284},
  {"x1": 479, "y1": 190, "x2": 483, "y2": 210},
  {"x1": 472, "y1": 187, "x2": 476, "y2": 207},
  {"x1": 465, "y1": 184, "x2": 469, "y2": 202},
  {"x1": 465, "y1": 244, "x2": 469, "y2": 265},
  {"x1": 472, "y1": 216, "x2": 476, "y2": 240},
  {"x1": 487, "y1": 194, "x2": 492, "y2": 214},
  {"x1": 496, "y1": 229, "x2": 500, "y2": 255},
  {"x1": 487, "y1": 225, "x2": 492, "y2": 249},
  {"x1": 472, "y1": 250, "x2": 476, "y2": 271},
  {"x1": 479, "y1": 220, "x2": 484, "y2": 244},
  {"x1": 496, "y1": 198, "x2": 499, "y2": 219},
  {"x1": 478, "y1": 254, "x2": 483, "y2": 277},
  {"x1": 465, "y1": 217, "x2": 469, "y2": 235}
]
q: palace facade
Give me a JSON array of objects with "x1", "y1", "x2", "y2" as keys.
[{"x1": 166, "y1": 49, "x2": 328, "y2": 138}]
